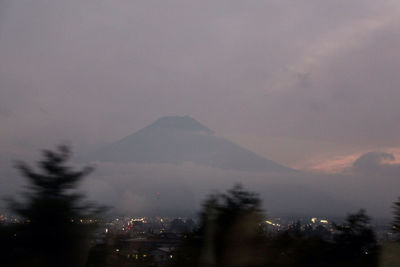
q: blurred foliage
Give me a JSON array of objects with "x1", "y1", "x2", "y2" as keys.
[
  {"x1": 392, "y1": 197, "x2": 400, "y2": 240},
  {"x1": 331, "y1": 209, "x2": 378, "y2": 267},
  {"x1": 171, "y1": 186, "x2": 380, "y2": 267},
  {"x1": 2, "y1": 145, "x2": 104, "y2": 267}
]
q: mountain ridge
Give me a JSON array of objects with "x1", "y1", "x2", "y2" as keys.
[{"x1": 89, "y1": 116, "x2": 294, "y2": 173}]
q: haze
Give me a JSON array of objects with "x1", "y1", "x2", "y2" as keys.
[{"x1": 1, "y1": 1, "x2": 400, "y2": 218}]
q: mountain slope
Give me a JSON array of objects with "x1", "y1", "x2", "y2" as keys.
[{"x1": 91, "y1": 116, "x2": 293, "y2": 173}]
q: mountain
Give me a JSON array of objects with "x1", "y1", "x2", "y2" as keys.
[
  {"x1": 82, "y1": 116, "x2": 391, "y2": 217},
  {"x1": 89, "y1": 116, "x2": 293, "y2": 173}
]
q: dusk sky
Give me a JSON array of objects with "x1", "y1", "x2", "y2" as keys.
[{"x1": 1, "y1": 0, "x2": 400, "y2": 173}]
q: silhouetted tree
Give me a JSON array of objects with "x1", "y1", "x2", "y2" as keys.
[
  {"x1": 333, "y1": 209, "x2": 378, "y2": 267},
  {"x1": 393, "y1": 197, "x2": 400, "y2": 240},
  {"x1": 265, "y1": 229, "x2": 332, "y2": 267},
  {"x1": 171, "y1": 188, "x2": 382, "y2": 267},
  {"x1": 172, "y1": 184, "x2": 265, "y2": 267},
  {"x1": 7, "y1": 145, "x2": 104, "y2": 267}
]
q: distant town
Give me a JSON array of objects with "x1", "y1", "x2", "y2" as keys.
[{"x1": 1, "y1": 211, "x2": 397, "y2": 266}]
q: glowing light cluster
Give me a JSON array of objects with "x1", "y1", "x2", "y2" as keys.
[{"x1": 265, "y1": 220, "x2": 281, "y2": 227}]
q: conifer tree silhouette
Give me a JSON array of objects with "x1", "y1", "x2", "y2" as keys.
[
  {"x1": 8, "y1": 145, "x2": 104, "y2": 267},
  {"x1": 393, "y1": 197, "x2": 400, "y2": 240}
]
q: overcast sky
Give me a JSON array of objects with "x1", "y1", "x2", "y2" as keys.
[{"x1": 1, "y1": 0, "x2": 400, "y2": 171}]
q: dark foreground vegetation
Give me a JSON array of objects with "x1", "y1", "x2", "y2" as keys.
[
  {"x1": 170, "y1": 187, "x2": 390, "y2": 267},
  {"x1": 1, "y1": 146, "x2": 400, "y2": 266}
]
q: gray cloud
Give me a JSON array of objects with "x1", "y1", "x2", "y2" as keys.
[
  {"x1": 351, "y1": 151, "x2": 400, "y2": 175},
  {"x1": 1, "y1": 0, "x2": 399, "y2": 148},
  {"x1": 1, "y1": 1, "x2": 400, "y2": 218}
]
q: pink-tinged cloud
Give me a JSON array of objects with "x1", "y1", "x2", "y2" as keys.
[{"x1": 296, "y1": 148, "x2": 400, "y2": 174}]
